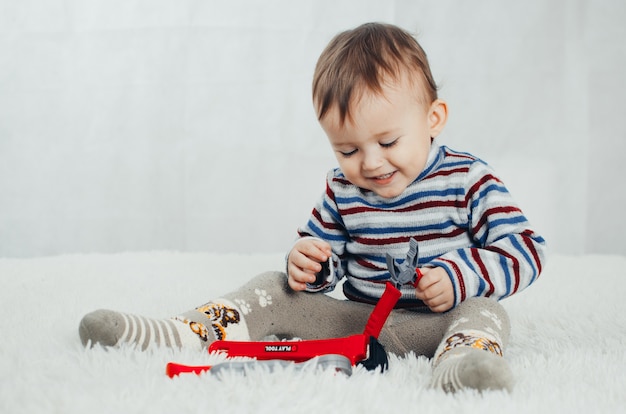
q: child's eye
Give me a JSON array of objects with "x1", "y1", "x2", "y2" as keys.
[
  {"x1": 380, "y1": 138, "x2": 399, "y2": 148},
  {"x1": 339, "y1": 149, "x2": 358, "y2": 157}
]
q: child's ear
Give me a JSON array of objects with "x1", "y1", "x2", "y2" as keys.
[{"x1": 428, "y1": 99, "x2": 448, "y2": 137}]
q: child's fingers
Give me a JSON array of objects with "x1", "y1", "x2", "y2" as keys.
[
  {"x1": 287, "y1": 252, "x2": 322, "y2": 290},
  {"x1": 427, "y1": 299, "x2": 453, "y2": 313},
  {"x1": 287, "y1": 273, "x2": 308, "y2": 291},
  {"x1": 417, "y1": 287, "x2": 452, "y2": 312},
  {"x1": 415, "y1": 270, "x2": 438, "y2": 297},
  {"x1": 289, "y1": 249, "x2": 323, "y2": 274},
  {"x1": 287, "y1": 238, "x2": 333, "y2": 291},
  {"x1": 286, "y1": 261, "x2": 313, "y2": 291},
  {"x1": 298, "y1": 239, "x2": 332, "y2": 262},
  {"x1": 415, "y1": 267, "x2": 454, "y2": 312},
  {"x1": 311, "y1": 239, "x2": 333, "y2": 257}
]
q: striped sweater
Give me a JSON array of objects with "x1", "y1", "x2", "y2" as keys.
[{"x1": 297, "y1": 142, "x2": 547, "y2": 308}]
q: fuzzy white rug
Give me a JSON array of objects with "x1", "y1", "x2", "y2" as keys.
[{"x1": 1, "y1": 252, "x2": 625, "y2": 413}]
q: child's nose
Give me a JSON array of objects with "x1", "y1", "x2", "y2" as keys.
[{"x1": 361, "y1": 149, "x2": 384, "y2": 171}]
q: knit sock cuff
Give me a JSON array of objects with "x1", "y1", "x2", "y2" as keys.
[
  {"x1": 176, "y1": 298, "x2": 250, "y2": 343},
  {"x1": 433, "y1": 329, "x2": 504, "y2": 365}
]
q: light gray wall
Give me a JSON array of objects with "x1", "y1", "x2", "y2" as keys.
[{"x1": 1, "y1": 0, "x2": 624, "y2": 257}]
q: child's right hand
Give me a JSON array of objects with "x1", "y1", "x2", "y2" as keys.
[{"x1": 287, "y1": 238, "x2": 332, "y2": 291}]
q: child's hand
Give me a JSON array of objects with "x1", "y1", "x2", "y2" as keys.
[
  {"x1": 287, "y1": 238, "x2": 332, "y2": 291},
  {"x1": 415, "y1": 267, "x2": 454, "y2": 313}
]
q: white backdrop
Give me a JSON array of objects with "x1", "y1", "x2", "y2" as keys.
[{"x1": 1, "y1": 0, "x2": 625, "y2": 258}]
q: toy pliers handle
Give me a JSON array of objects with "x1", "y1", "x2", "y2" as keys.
[{"x1": 386, "y1": 238, "x2": 422, "y2": 288}]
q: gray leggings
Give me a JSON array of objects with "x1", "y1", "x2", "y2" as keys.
[{"x1": 184, "y1": 271, "x2": 510, "y2": 358}]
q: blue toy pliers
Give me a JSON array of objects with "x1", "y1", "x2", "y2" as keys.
[{"x1": 385, "y1": 238, "x2": 423, "y2": 289}]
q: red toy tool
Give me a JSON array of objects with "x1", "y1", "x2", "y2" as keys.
[{"x1": 166, "y1": 238, "x2": 423, "y2": 378}]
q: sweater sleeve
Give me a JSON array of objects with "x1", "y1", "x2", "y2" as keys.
[
  {"x1": 428, "y1": 161, "x2": 547, "y2": 307},
  {"x1": 295, "y1": 170, "x2": 350, "y2": 292}
]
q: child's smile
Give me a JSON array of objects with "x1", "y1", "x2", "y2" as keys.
[{"x1": 371, "y1": 171, "x2": 396, "y2": 184}]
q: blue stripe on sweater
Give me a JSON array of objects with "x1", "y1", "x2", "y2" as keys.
[
  {"x1": 335, "y1": 187, "x2": 465, "y2": 208},
  {"x1": 476, "y1": 216, "x2": 528, "y2": 245},
  {"x1": 469, "y1": 184, "x2": 509, "y2": 209},
  {"x1": 321, "y1": 198, "x2": 344, "y2": 226},
  {"x1": 500, "y1": 255, "x2": 512, "y2": 296},
  {"x1": 306, "y1": 220, "x2": 347, "y2": 242}
]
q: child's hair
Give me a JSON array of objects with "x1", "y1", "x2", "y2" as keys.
[{"x1": 313, "y1": 22, "x2": 438, "y2": 125}]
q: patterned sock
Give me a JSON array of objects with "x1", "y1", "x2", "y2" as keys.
[
  {"x1": 430, "y1": 330, "x2": 513, "y2": 393},
  {"x1": 79, "y1": 309, "x2": 205, "y2": 350},
  {"x1": 79, "y1": 298, "x2": 249, "y2": 351}
]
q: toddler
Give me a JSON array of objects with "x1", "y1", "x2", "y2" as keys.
[{"x1": 79, "y1": 22, "x2": 546, "y2": 393}]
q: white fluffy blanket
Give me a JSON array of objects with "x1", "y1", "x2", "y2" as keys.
[{"x1": 1, "y1": 252, "x2": 625, "y2": 413}]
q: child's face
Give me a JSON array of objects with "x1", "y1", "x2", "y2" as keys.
[{"x1": 319, "y1": 77, "x2": 447, "y2": 199}]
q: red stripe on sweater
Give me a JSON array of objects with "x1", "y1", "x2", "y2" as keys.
[
  {"x1": 472, "y1": 206, "x2": 523, "y2": 235},
  {"x1": 340, "y1": 199, "x2": 463, "y2": 216},
  {"x1": 471, "y1": 248, "x2": 494, "y2": 296},
  {"x1": 426, "y1": 166, "x2": 469, "y2": 179},
  {"x1": 465, "y1": 174, "x2": 503, "y2": 204},
  {"x1": 443, "y1": 149, "x2": 475, "y2": 161},
  {"x1": 356, "y1": 258, "x2": 386, "y2": 271},
  {"x1": 487, "y1": 245, "x2": 521, "y2": 294},
  {"x1": 311, "y1": 208, "x2": 343, "y2": 231},
  {"x1": 522, "y1": 230, "x2": 543, "y2": 275}
]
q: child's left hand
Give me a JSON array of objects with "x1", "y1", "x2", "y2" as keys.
[{"x1": 415, "y1": 267, "x2": 454, "y2": 313}]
